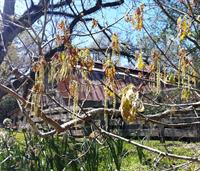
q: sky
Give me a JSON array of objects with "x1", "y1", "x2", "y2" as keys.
[
  {"x1": 0, "y1": 0, "x2": 168, "y2": 67},
  {"x1": 0, "y1": 0, "x2": 162, "y2": 42},
  {"x1": 0, "y1": 0, "x2": 2, "y2": 8},
  {"x1": 0, "y1": 0, "x2": 3, "y2": 11}
]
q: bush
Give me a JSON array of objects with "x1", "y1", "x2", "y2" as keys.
[{"x1": 0, "y1": 96, "x2": 18, "y2": 122}]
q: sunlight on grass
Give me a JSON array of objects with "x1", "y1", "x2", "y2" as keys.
[{"x1": 14, "y1": 132, "x2": 25, "y2": 142}]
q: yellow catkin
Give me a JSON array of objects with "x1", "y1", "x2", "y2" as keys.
[
  {"x1": 178, "y1": 58, "x2": 181, "y2": 88},
  {"x1": 156, "y1": 60, "x2": 161, "y2": 94},
  {"x1": 111, "y1": 33, "x2": 120, "y2": 56},
  {"x1": 136, "y1": 51, "x2": 145, "y2": 70},
  {"x1": 31, "y1": 57, "x2": 46, "y2": 116},
  {"x1": 132, "y1": 4, "x2": 145, "y2": 30},
  {"x1": 104, "y1": 85, "x2": 109, "y2": 130},
  {"x1": 177, "y1": 16, "x2": 191, "y2": 41},
  {"x1": 192, "y1": 68, "x2": 197, "y2": 87}
]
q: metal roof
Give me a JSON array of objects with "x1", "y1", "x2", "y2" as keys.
[{"x1": 57, "y1": 63, "x2": 150, "y2": 102}]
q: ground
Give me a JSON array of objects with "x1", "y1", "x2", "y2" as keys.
[{"x1": 15, "y1": 131, "x2": 200, "y2": 170}]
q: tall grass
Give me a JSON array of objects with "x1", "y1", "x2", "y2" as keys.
[
  {"x1": 0, "y1": 128, "x2": 199, "y2": 170},
  {"x1": 0, "y1": 128, "x2": 127, "y2": 171}
]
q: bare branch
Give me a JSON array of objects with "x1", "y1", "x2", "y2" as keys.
[{"x1": 100, "y1": 129, "x2": 200, "y2": 162}]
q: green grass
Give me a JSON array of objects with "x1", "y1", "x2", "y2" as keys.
[
  {"x1": 92, "y1": 139, "x2": 200, "y2": 170},
  {"x1": 121, "y1": 140, "x2": 200, "y2": 170},
  {"x1": 3, "y1": 131, "x2": 200, "y2": 170}
]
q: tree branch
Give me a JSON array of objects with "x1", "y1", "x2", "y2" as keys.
[
  {"x1": 46, "y1": 11, "x2": 75, "y2": 18},
  {"x1": 48, "y1": 0, "x2": 72, "y2": 9},
  {"x1": 101, "y1": 128, "x2": 200, "y2": 162},
  {"x1": 3, "y1": 0, "x2": 15, "y2": 21}
]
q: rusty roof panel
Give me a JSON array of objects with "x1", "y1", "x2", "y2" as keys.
[{"x1": 57, "y1": 64, "x2": 150, "y2": 102}]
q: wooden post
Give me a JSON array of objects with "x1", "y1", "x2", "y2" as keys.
[{"x1": 159, "y1": 124, "x2": 165, "y2": 143}]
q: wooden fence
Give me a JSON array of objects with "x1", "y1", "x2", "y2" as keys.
[{"x1": 29, "y1": 107, "x2": 200, "y2": 141}]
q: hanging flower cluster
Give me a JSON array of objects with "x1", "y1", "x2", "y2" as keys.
[
  {"x1": 45, "y1": 21, "x2": 96, "y2": 114},
  {"x1": 133, "y1": 4, "x2": 145, "y2": 30},
  {"x1": 69, "y1": 80, "x2": 79, "y2": 113},
  {"x1": 31, "y1": 57, "x2": 46, "y2": 116},
  {"x1": 177, "y1": 16, "x2": 191, "y2": 41},
  {"x1": 56, "y1": 20, "x2": 70, "y2": 46},
  {"x1": 136, "y1": 51, "x2": 145, "y2": 70},
  {"x1": 177, "y1": 48, "x2": 196, "y2": 101},
  {"x1": 150, "y1": 49, "x2": 161, "y2": 94},
  {"x1": 79, "y1": 49, "x2": 94, "y2": 72},
  {"x1": 103, "y1": 59, "x2": 116, "y2": 80},
  {"x1": 69, "y1": 47, "x2": 81, "y2": 67},
  {"x1": 111, "y1": 33, "x2": 120, "y2": 55},
  {"x1": 103, "y1": 59, "x2": 117, "y2": 113},
  {"x1": 125, "y1": 4, "x2": 144, "y2": 30}
]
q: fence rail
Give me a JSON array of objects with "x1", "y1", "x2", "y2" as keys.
[{"x1": 23, "y1": 108, "x2": 200, "y2": 141}]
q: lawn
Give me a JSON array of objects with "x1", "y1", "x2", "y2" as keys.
[{"x1": 1, "y1": 130, "x2": 200, "y2": 170}]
